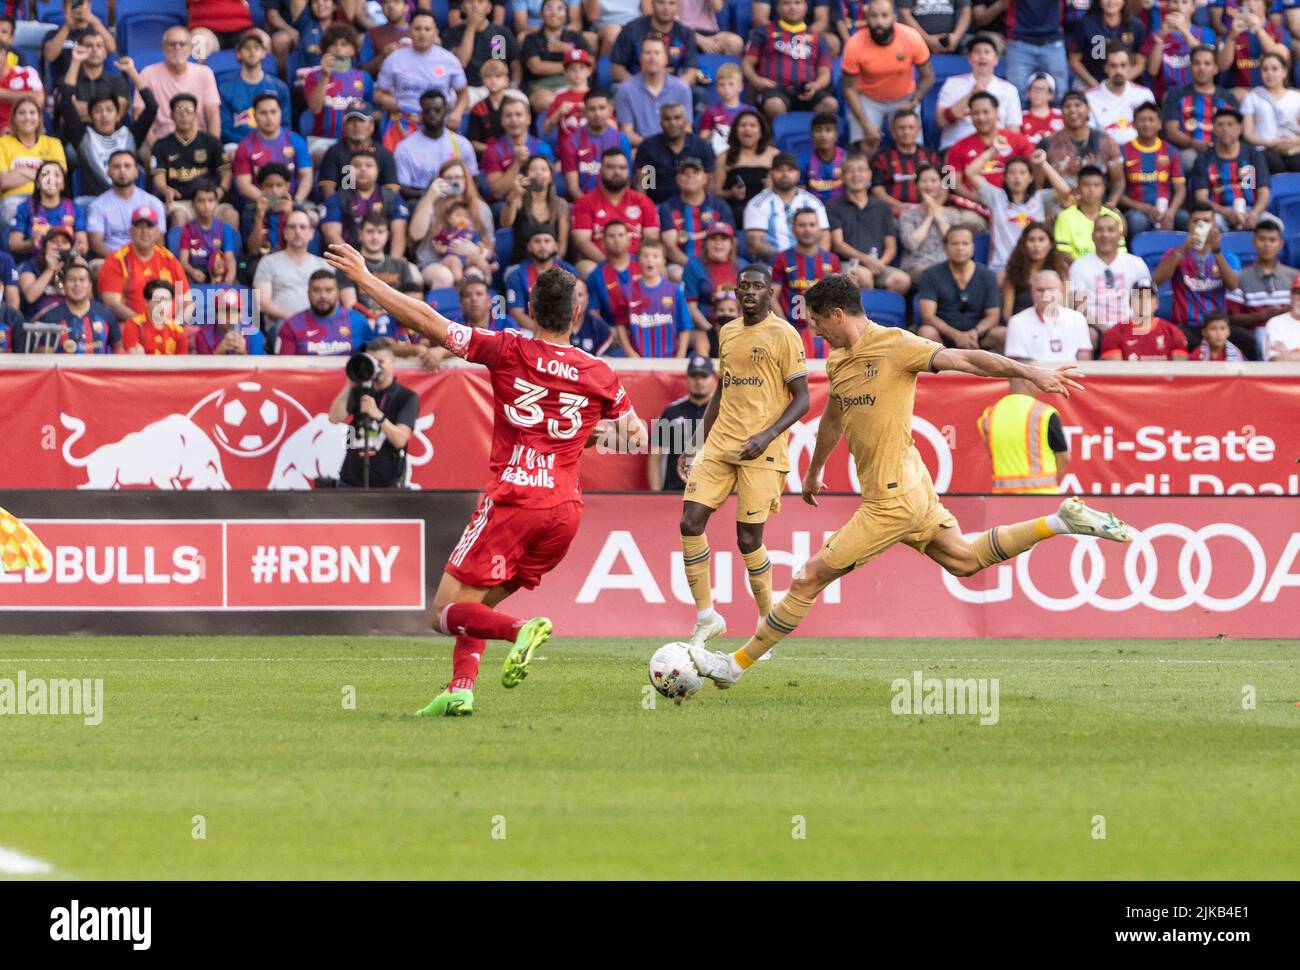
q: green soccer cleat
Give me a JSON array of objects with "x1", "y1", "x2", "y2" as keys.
[
  {"x1": 501, "y1": 617, "x2": 552, "y2": 688},
  {"x1": 415, "y1": 688, "x2": 475, "y2": 717}
]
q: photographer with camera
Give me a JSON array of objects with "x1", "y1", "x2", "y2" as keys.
[
  {"x1": 18, "y1": 226, "x2": 76, "y2": 318},
  {"x1": 327, "y1": 337, "x2": 419, "y2": 488}
]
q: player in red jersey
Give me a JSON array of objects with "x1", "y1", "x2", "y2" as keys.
[{"x1": 324, "y1": 243, "x2": 647, "y2": 717}]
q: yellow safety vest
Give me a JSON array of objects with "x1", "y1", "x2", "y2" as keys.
[{"x1": 978, "y1": 393, "x2": 1061, "y2": 494}]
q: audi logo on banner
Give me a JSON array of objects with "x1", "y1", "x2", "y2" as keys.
[{"x1": 942, "y1": 524, "x2": 1300, "y2": 613}]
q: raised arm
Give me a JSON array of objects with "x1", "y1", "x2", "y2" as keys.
[
  {"x1": 932, "y1": 349, "x2": 1085, "y2": 398},
  {"x1": 324, "y1": 242, "x2": 454, "y2": 346}
]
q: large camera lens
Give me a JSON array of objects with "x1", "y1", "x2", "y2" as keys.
[{"x1": 345, "y1": 351, "x2": 378, "y2": 384}]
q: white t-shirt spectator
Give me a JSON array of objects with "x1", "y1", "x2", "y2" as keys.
[
  {"x1": 1085, "y1": 81, "x2": 1155, "y2": 147},
  {"x1": 1068, "y1": 251, "x2": 1150, "y2": 328},
  {"x1": 936, "y1": 74, "x2": 1023, "y2": 150},
  {"x1": 977, "y1": 182, "x2": 1055, "y2": 272},
  {"x1": 377, "y1": 47, "x2": 468, "y2": 116},
  {"x1": 254, "y1": 251, "x2": 331, "y2": 320},
  {"x1": 1005, "y1": 304, "x2": 1093, "y2": 361},
  {"x1": 394, "y1": 128, "x2": 479, "y2": 190},
  {"x1": 1241, "y1": 86, "x2": 1300, "y2": 144},
  {"x1": 87, "y1": 188, "x2": 167, "y2": 253},
  {"x1": 743, "y1": 188, "x2": 828, "y2": 253},
  {"x1": 1264, "y1": 310, "x2": 1300, "y2": 359}
]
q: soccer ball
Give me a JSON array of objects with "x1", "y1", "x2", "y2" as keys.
[{"x1": 648, "y1": 643, "x2": 703, "y2": 703}]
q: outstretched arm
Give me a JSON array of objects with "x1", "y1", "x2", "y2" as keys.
[
  {"x1": 324, "y1": 243, "x2": 454, "y2": 347},
  {"x1": 740, "y1": 374, "x2": 810, "y2": 461},
  {"x1": 932, "y1": 349, "x2": 1085, "y2": 398},
  {"x1": 802, "y1": 395, "x2": 843, "y2": 506}
]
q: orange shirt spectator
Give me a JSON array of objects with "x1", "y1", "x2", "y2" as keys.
[
  {"x1": 97, "y1": 207, "x2": 190, "y2": 319},
  {"x1": 842, "y1": 21, "x2": 930, "y2": 103},
  {"x1": 122, "y1": 279, "x2": 189, "y2": 355}
]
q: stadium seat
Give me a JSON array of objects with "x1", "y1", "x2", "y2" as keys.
[
  {"x1": 38, "y1": 0, "x2": 108, "y2": 24},
  {"x1": 116, "y1": 0, "x2": 186, "y2": 19},
  {"x1": 1131, "y1": 230, "x2": 1186, "y2": 270},
  {"x1": 1276, "y1": 194, "x2": 1300, "y2": 232},
  {"x1": 728, "y1": 0, "x2": 753, "y2": 40},
  {"x1": 1219, "y1": 231, "x2": 1256, "y2": 265},
  {"x1": 494, "y1": 228, "x2": 514, "y2": 264},
  {"x1": 249, "y1": 0, "x2": 266, "y2": 27},
  {"x1": 973, "y1": 232, "x2": 990, "y2": 265},
  {"x1": 698, "y1": 53, "x2": 741, "y2": 81},
  {"x1": 207, "y1": 50, "x2": 240, "y2": 81},
  {"x1": 921, "y1": 87, "x2": 941, "y2": 152},
  {"x1": 1157, "y1": 283, "x2": 1173, "y2": 320},
  {"x1": 596, "y1": 56, "x2": 611, "y2": 92},
  {"x1": 1268, "y1": 172, "x2": 1300, "y2": 212},
  {"x1": 773, "y1": 112, "x2": 815, "y2": 156},
  {"x1": 120, "y1": 14, "x2": 186, "y2": 58},
  {"x1": 430, "y1": 0, "x2": 451, "y2": 29},
  {"x1": 166, "y1": 226, "x2": 181, "y2": 255},
  {"x1": 929, "y1": 54, "x2": 970, "y2": 85},
  {"x1": 861, "y1": 290, "x2": 906, "y2": 328},
  {"x1": 426, "y1": 287, "x2": 465, "y2": 323},
  {"x1": 298, "y1": 109, "x2": 315, "y2": 137}
]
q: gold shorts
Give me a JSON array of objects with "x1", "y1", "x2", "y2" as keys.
[
  {"x1": 820, "y1": 481, "x2": 957, "y2": 572},
  {"x1": 683, "y1": 451, "x2": 785, "y2": 522}
]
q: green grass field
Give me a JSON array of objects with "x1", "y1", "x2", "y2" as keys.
[{"x1": 1, "y1": 635, "x2": 1297, "y2": 880}]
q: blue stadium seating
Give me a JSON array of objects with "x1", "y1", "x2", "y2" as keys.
[
  {"x1": 38, "y1": 0, "x2": 109, "y2": 24},
  {"x1": 494, "y1": 228, "x2": 514, "y2": 265},
  {"x1": 120, "y1": 14, "x2": 185, "y2": 58},
  {"x1": 727, "y1": 0, "x2": 753, "y2": 40},
  {"x1": 248, "y1": 0, "x2": 266, "y2": 27},
  {"x1": 430, "y1": 0, "x2": 451, "y2": 30},
  {"x1": 973, "y1": 232, "x2": 989, "y2": 265},
  {"x1": 861, "y1": 290, "x2": 906, "y2": 328},
  {"x1": 116, "y1": 0, "x2": 185, "y2": 20},
  {"x1": 1268, "y1": 172, "x2": 1300, "y2": 211},
  {"x1": 928, "y1": 54, "x2": 969, "y2": 85},
  {"x1": 1276, "y1": 195, "x2": 1300, "y2": 232},
  {"x1": 1157, "y1": 284, "x2": 1173, "y2": 320},
  {"x1": 426, "y1": 287, "x2": 465, "y2": 323},
  {"x1": 298, "y1": 109, "x2": 315, "y2": 137},
  {"x1": 596, "y1": 56, "x2": 611, "y2": 92},
  {"x1": 773, "y1": 112, "x2": 816, "y2": 156},
  {"x1": 1219, "y1": 231, "x2": 1256, "y2": 266},
  {"x1": 1131, "y1": 230, "x2": 1187, "y2": 271},
  {"x1": 698, "y1": 53, "x2": 741, "y2": 81}
]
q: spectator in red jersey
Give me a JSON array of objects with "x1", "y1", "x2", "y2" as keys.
[
  {"x1": 1099, "y1": 280, "x2": 1191, "y2": 359},
  {"x1": 1022, "y1": 73, "x2": 1064, "y2": 145},
  {"x1": 467, "y1": 58, "x2": 528, "y2": 156},
  {"x1": 772, "y1": 207, "x2": 841, "y2": 354},
  {"x1": 744, "y1": 0, "x2": 837, "y2": 122},
  {"x1": 541, "y1": 47, "x2": 594, "y2": 139},
  {"x1": 869, "y1": 109, "x2": 941, "y2": 218},
  {"x1": 700, "y1": 62, "x2": 745, "y2": 157},
  {"x1": 303, "y1": 25, "x2": 374, "y2": 164},
  {"x1": 559, "y1": 89, "x2": 632, "y2": 199},
  {"x1": 945, "y1": 92, "x2": 1033, "y2": 212},
  {"x1": 483, "y1": 99, "x2": 556, "y2": 203},
  {"x1": 122, "y1": 279, "x2": 189, "y2": 356},
  {"x1": 97, "y1": 207, "x2": 191, "y2": 322},
  {"x1": 0, "y1": 36, "x2": 41, "y2": 135},
  {"x1": 571, "y1": 148, "x2": 661, "y2": 278},
  {"x1": 189, "y1": 0, "x2": 256, "y2": 53},
  {"x1": 682, "y1": 221, "x2": 740, "y2": 352}
]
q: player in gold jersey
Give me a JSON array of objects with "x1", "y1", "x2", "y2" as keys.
[
  {"x1": 689, "y1": 274, "x2": 1132, "y2": 687},
  {"x1": 679, "y1": 264, "x2": 811, "y2": 646}
]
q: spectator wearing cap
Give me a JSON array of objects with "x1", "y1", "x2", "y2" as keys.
[
  {"x1": 682, "y1": 222, "x2": 739, "y2": 353},
  {"x1": 1022, "y1": 73, "x2": 1064, "y2": 145},
  {"x1": 1227, "y1": 218, "x2": 1298, "y2": 334},
  {"x1": 121, "y1": 279, "x2": 188, "y2": 356},
  {"x1": 97, "y1": 206, "x2": 190, "y2": 323},
  {"x1": 304, "y1": 25, "x2": 374, "y2": 164},
  {"x1": 614, "y1": 34, "x2": 693, "y2": 148},
  {"x1": 134, "y1": 25, "x2": 221, "y2": 147},
  {"x1": 359, "y1": 0, "x2": 411, "y2": 78},
  {"x1": 317, "y1": 104, "x2": 399, "y2": 200},
  {"x1": 53, "y1": 30, "x2": 127, "y2": 146},
  {"x1": 254, "y1": 209, "x2": 353, "y2": 328},
  {"x1": 1004, "y1": 268, "x2": 1093, "y2": 363},
  {"x1": 321, "y1": 148, "x2": 410, "y2": 256},
  {"x1": 1162, "y1": 45, "x2": 1239, "y2": 174},
  {"x1": 540, "y1": 46, "x2": 596, "y2": 140},
  {"x1": 1263, "y1": 278, "x2": 1300, "y2": 360},
  {"x1": 278, "y1": 269, "x2": 369, "y2": 356},
  {"x1": 394, "y1": 90, "x2": 479, "y2": 200},
  {"x1": 150, "y1": 93, "x2": 230, "y2": 229},
  {"x1": 506, "y1": 225, "x2": 580, "y2": 331},
  {"x1": 194, "y1": 289, "x2": 267, "y2": 355},
  {"x1": 219, "y1": 29, "x2": 292, "y2": 149},
  {"x1": 520, "y1": 0, "x2": 593, "y2": 116},
  {"x1": 935, "y1": 34, "x2": 1021, "y2": 152},
  {"x1": 659, "y1": 155, "x2": 734, "y2": 277},
  {"x1": 586, "y1": 218, "x2": 638, "y2": 331},
  {"x1": 634, "y1": 104, "x2": 716, "y2": 207},
  {"x1": 445, "y1": 0, "x2": 523, "y2": 105},
  {"x1": 233, "y1": 92, "x2": 315, "y2": 213},
  {"x1": 17, "y1": 225, "x2": 75, "y2": 318},
  {"x1": 917, "y1": 224, "x2": 1004, "y2": 351},
  {"x1": 841, "y1": 0, "x2": 933, "y2": 153},
  {"x1": 611, "y1": 0, "x2": 701, "y2": 88},
  {"x1": 745, "y1": 0, "x2": 837, "y2": 124},
  {"x1": 559, "y1": 89, "x2": 630, "y2": 198},
  {"x1": 571, "y1": 149, "x2": 661, "y2": 278},
  {"x1": 744, "y1": 152, "x2": 829, "y2": 262},
  {"x1": 1042, "y1": 91, "x2": 1124, "y2": 199},
  {"x1": 1192, "y1": 106, "x2": 1272, "y2": 233},
  {"x1": 829, "y1": 150, "x2": 910, "y2": 296},
  {"x1": 33, "y1": 257, "x2": 120, "y2": 354},
  {"x1": 375, "y1": 11, "x2": 469, "y2": 130},
  {"x1": 1151, "y1": 203, "x2": 1245, "y2": 351},
  {"x1": 501, "y1": 154, "x2": 568, "y2": 267},
  {"x1": 1099, "y1": 281, "x2": 1190, "y2": 359},
  {"x1": 86, "y1": 151, "x2": 166, "y2": 259},
  {"x1": 483, "y1": 99, "x2": 555, "y2": 203},
  {"x1": 650, "y1": 354, "x2": 716, "y2": 492}
]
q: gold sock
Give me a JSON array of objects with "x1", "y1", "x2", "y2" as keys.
[
  {"x1": 680, "y1": 533, "x2": 714, "y2": 612},
  {"x1": 972, "y1": 517, "x2": 1057, "y2": 570},
  {"x1": 737, "y1": 588, "x2": 818, "y2": 665},
  {"x1": 741, "y1": 545, "x2": 773, "y2": 617}
]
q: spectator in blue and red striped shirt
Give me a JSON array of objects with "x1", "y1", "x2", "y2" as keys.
[
  {"x1": 1120, "y1": 101, "x2": 1188, "y2": 238},
  {"x1": 771, "y1": 207, "x2": 842, "y2": 357},
  {"x1": 303, "y1": 25, "x2": 373, "y2": 158},
  {"x1": 743, "y1": 0, "x2": 838, "y2": 122},
  {"x1": 803, "y1": 112, "x2": 845, "y2": 203},
  {"x1": 617, "y1": 239, "x2": 698, "y2": 358},
  {"x1": 482, "y1": 98, "x2": 555, "y2": 202},
  {"x1": 659, "y1": 155, "x2": 735, "y2": 274},
  {"x1": 869, "y1": 109, "x2": 941, "y2": 218},
  {"x1": 559, "y1": 90, "x2": 629, "y2": 198},
  {"x1": 505, "y1": 225, "x2": 579, "y2": 331},
  {"x1": 1152, "y1": 204, "x2": 1243, "y2": 341},
  {"x1": 1162, "y1": 45, "x2": 1238, "y2": 173},
  {"x1": 1191, "y1": 106, "x2": 1271, "y2": 232},
  {"x1": 233, "y1": 93, "x2": 315, "y2": 209}
]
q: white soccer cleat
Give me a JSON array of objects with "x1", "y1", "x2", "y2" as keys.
[
  {"x1": 688, "y1": 610, "x2": 727, "y2": 648},
  {"x1": 1057, "y1": 496, "x2": 1131, "y2": 543},
  {"x1": 687, "y1": 644, "x2": 743, "y2": 689}
]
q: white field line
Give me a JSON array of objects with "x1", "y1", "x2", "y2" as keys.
[{"x1": 0, "y1": 845, "x2": 53, "y2": 875}]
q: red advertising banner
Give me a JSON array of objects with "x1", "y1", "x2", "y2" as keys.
[
  {"x1": 0, "y1": 519, "x2": 425, "y2": 610},
  {"x1": 1, "y1": 365, "x2": 1298, "y2": 495},
  {"x1": 506, "y1": 495, "x2": 1300, "y2": 638}
]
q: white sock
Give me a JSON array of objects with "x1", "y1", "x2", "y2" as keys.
[
  {"x1": 697, "y1": 607, "x2": 716, "y2": 620},
  {"x1": 1046, "y1": 513, "x2": 1067, "y2": 535}
]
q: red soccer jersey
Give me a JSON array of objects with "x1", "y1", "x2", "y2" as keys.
[
  {"x1": 1022, "y1": 109, "x2": 1064, "y2": 145},
  {"x1": 444, "y1": 323, "x2": 633, "y2": 508},
  {"x1": 1099, "y1": 318, "x2": 1190, "y2": 360},
  {"x1": 544, "y1": 88, "x2": 592, "y2": 138},
  {"x1": 0, "y1": 65, "x2": 40, "y2": 131},
  {"x1": 946, "y1": 129, "x2": 1033, "y2": 193},
  {"x1": 571, "y1": 186, "x2": 659, "y2": 255}
]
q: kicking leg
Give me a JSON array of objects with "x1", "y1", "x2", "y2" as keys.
[
  {"x1": 680, "y1": 500, "x2": 727, "y2": 645},
  {"x1": 419, "y1": 577, "x2": 520, "y2": 716}
]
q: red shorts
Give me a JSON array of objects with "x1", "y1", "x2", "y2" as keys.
[{"x1": 445, "y1": 497, "x2": 583, "y2": 592}]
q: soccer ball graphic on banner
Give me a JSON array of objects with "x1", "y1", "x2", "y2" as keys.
[
  {"x1": 211, "y1": 381, "x2": 290, "y2": 457},
  {"x1": 648, "y1": 643, "x2": 703, "y2": 703}
]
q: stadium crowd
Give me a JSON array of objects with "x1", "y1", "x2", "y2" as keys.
[{"x1": 2, "y1": 0, "x2": 1300, "y2": 362}]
